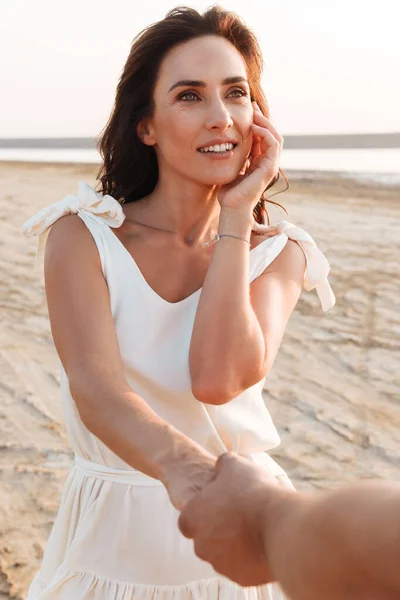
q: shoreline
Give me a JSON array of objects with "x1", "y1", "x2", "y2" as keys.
[{"x1": 3, "y1": 158, "x2": 400, "y2": 190}]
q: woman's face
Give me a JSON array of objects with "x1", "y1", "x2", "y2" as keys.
[{"x1": 143, "y1": 35, "x2": 254, "y2": 186}]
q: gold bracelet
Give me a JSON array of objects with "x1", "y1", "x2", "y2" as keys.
[{"x1": 205, "y1": 233, "x2": 250, "y2": 246}]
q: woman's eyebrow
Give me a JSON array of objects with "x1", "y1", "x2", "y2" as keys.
[{"x1": 168, "y1": 76, "x2": 248, "y2": 93}]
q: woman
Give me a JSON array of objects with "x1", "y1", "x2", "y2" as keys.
[{"x1": 22, "y1": 5, "x2": 335, "y2": 599}]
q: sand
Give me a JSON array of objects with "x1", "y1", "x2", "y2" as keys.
[{"x1": 0, "y1": 161, "x2": 399, "y2": 598}]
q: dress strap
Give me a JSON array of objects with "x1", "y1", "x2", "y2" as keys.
[
  {"x1": 251, "y1": 220, "x2": 336, "y2": 312},
  {"x1": 21, "y1": 181, "x2": 125, "y2": 271}
]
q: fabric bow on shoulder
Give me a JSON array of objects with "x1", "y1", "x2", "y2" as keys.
[
  {"x1": 252, "y1": 219, "x2": 336, "y2": 311},
  {"x1": 21, "y1": 181, "x2": 125, "y2": 239}
]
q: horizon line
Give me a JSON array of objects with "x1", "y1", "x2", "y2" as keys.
[{"x1": 0, "y1": 132, "x2": 399, "y2": 150}]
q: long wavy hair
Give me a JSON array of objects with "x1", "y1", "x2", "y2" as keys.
[{"x1": 96, "y1": 5, "x2": 288, "y2": 226}]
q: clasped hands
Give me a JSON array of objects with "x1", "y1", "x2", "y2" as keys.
[{"x1": 176, "y1": 452, "x2": 294, "y2": 588}]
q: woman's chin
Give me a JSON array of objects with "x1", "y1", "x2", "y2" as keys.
[{"x1": 198, "y1": 167, "x2": 244, "y2": 187}]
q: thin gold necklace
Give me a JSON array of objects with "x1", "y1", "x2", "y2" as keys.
[{"x1": 129, "y1": 218, "x2": 220, "y2": 247}]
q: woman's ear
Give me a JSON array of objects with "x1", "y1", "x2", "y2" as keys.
[{"x1": 137, "y1": 118, "x2": 156, "y2": 146}]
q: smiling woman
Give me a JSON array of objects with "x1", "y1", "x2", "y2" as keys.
[
  {"x1": 21, "y1": 5, "x2": 334, "y2": 600},
  {"x1": 97, "y1": 7, "x2": 286, "y2": 213}
]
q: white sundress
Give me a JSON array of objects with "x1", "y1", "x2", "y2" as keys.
[{"x1": 21, "y1": 181, "x2": 335, "y2": 600}]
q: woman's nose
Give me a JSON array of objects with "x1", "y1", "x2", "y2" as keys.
[{"x1": 205, "y1": 99, "x2": 233, "y2": 130}]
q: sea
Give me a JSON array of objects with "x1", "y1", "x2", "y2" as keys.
[{"x1": 1, "y1": 147, "x2": 399, "y2": 186}]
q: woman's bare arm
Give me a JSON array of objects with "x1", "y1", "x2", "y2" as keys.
[
  {"x1": 44, "y1": 215, "x2": 215, "y2": 509},
  {"x1": 189, "y1": 209, "x2": 263, "y2": 403},
  {"x1": 189, "y1": 208, "x2": 305, "y2": 405}
]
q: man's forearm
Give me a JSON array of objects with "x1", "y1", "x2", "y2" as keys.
[
  {"x1": 189, "y1": 208, "x2": 266, "y2": 402},
  {"x1": 262, "y1": 481, "x2": 400, "y2": 600}
]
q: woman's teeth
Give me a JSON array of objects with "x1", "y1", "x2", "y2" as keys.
[{"x1": 199, "y1": 143, "x2": 235, "y2": 153}]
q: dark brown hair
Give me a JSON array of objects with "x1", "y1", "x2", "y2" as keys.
[{"x1": 96, "y1": 5, "x2": 288, "y2": 225}]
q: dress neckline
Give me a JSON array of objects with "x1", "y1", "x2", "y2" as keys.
[{"x1": 102, "y1": 220, "x2": 278, "y2": 308}]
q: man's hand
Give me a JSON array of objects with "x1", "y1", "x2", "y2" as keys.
[
  {"x1": 179, "y1": 453, "x2": 400, "y2": 600},
  {"x1": 178, "y1": 452, "x2": 289, "y2": 587}
]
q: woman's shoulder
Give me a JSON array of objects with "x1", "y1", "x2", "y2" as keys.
[
  {"x1": 45, "y1": 213, "x2": 103, "y2": 272},
  {"x1": 250, "y1": 219, "x2": 336, "y2": 311},
  {"x1": 249, "y1": 219, "x2": 287, "y2": 251}
]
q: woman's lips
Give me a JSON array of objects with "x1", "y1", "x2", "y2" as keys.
[{"x1": 197, "y1": 143, "x2": 238, "y2": 159}]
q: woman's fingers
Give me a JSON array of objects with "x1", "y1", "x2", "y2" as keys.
[
  {"x1": 251, "y1": 123, "x2": 279, "y2": 159},
  {"x1": 254, "y1": 114, "x2": 283, "y2": 145},
  {"x1": 252, "y1": 123, "x2": 279, "y2": 143},
  {"x1": 250, "y1": 131, "x2": 262, "y2": 162},
  {"x1": 252, "y1": 103, "x2": 284, "y2": 145}
]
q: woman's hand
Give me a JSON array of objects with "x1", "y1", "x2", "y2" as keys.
[
  {"x1": 158, "y1": 446, "x2": 217, "y2": 511},
  {"x1": 178, "y1": 453, "x2": 289, "y2": 587},
  {"x1": 218, "y1": 103, "x2": 283, "y2": 213}
]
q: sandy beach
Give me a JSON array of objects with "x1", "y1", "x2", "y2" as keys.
[{"x1": 0, "y1": 161, "x2": 399, "y2": 598}]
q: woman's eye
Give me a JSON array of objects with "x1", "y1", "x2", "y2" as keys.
[
  {"x1": 228, "y1": 88, "x2": 248, "y2": 98},
  {"x1": 178, "y1": 88, "x2": 248, "y2": 102},
  {"x1": 178, "y1": 91, "x2": 199, "y2": 101}
]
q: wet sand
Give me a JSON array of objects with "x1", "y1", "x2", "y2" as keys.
[{"x1": 0, "y1": 161, "x2": 399, "y2": 598}]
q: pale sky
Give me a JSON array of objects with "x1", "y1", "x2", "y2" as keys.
[{"x1": 1, "y1": 0, "x2": 399, "y2": 137}]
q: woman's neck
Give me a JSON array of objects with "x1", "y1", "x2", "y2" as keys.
[{"x1": 135, "y1": 173, "x2": 222, "y2": 246}]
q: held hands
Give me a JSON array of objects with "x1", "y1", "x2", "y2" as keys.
[
  {"x1": 159, "y1": 446, "x2": 217, "y2": 511},
  {"x1": 178, "y1": 452, "x2": 284, "y2": 587},
  {"x1": 218, "y1": 103, "x2": 284, "y2": 214}
]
